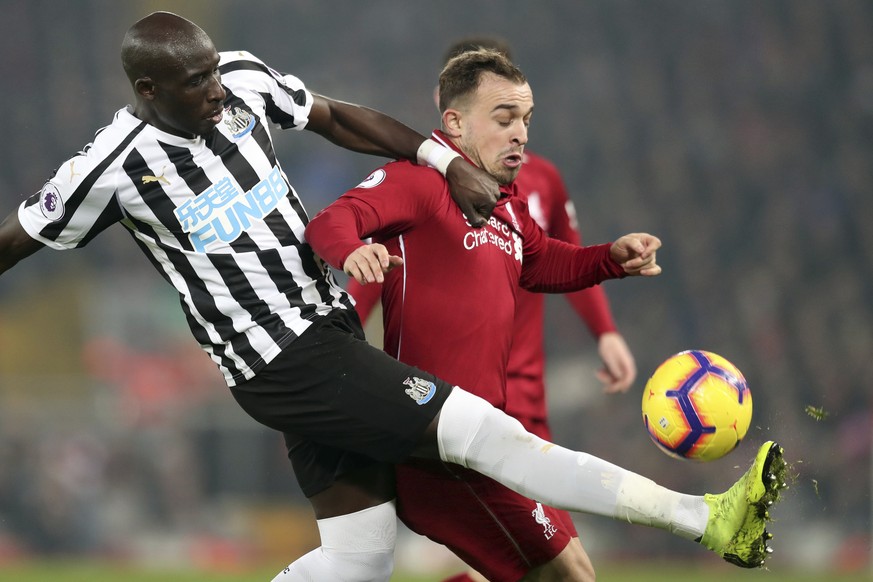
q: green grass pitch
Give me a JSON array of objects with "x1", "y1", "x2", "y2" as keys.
[{"x1": 0, "y1": 561, "x2": 870, "y2": 581}]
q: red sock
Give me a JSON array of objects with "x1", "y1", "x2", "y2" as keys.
[{"x1": 442, "y1": 574, "x2": 476, "y2": 582}]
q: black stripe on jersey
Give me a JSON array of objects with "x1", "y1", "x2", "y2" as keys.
[
  {"x1": 223, "y1": 88, "x2": 278, "y2": 166},
  {"x1": 250, "y1": 110, "x2": 277, "y2": 163},
  {"x1": 207, "y1": 252, "x2": 295, "y2": 346},
  {"x1": 297, "y1": 242, "x2": 349, "y2": 309},
  {"x1": 219, "y1": 59, "x2": 308, "y2": 107},
  {"x1": 262, "y1": 95, "x2": 297, "y2": 130},
  {"x1": 117, "y1": 199, "x2": 267, "y2": 376},
  {"x1": 160, "y1": 142, "x2": 213, "y2": 196},
  {"x1": 157, "y1": 141, "x2": 260, "y2": 253},
  {"x1": 207, "y1": 130, "x2": 260, "y2": 191},
  {"x1": 76, "y1": 199, "x2": 125, "y2": 248},
  {"x1": 257, "y1": 247, "x2": 313, "y2": 320},
  {"x1": 39, "y1": 121, "x2": 147, "y2": 240},
  {"x1": 263, "y1": 211, "x2": 300, "y2": 246},
  {"x1": 221, "y1": 88, "x2": 302, "y2": 247},
  {"x1": 122, "y1": 149, "x2": 194, "y2": 251},
  {"x1": 124, "y1": 229, "x2": 240, "y2": 376},
  {"x1": 284, "y1": 185, "x2": 310, "y2": 228},
  {"x1": 183, "y1": 256, "x2": 276, "y2": 370},
  {"x1": 131, "y1": 219, "x2": 265, "y2": 372},
  {"x1": 23, "y1": 192, "x2": 40, "y2": 208},
  {"x1": 205, "y1": 130, "x2": 267, "y2": 253}
]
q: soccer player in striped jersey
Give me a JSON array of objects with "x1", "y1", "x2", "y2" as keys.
[
  {"x1": 306, "y1": 49, "x2": 786, "y2": 580},
  {"x1": 0, "y1": 12, "x2": 785, "y2": 581}
]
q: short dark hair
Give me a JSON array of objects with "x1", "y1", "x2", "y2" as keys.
[
  {"x1": 438, "y1": 48, "x2": 526, "y2": 113},
  {"x1": 442, "y1": 36, "x2": 514, "y2": 66}
]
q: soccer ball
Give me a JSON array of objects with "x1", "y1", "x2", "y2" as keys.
[{"x1": 641, "y1": 350, "x2": 752, "y2": 461}]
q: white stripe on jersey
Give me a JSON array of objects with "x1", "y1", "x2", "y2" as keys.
[{"x1": 17, "y1": 51, "x2": 352, "y2": 386}]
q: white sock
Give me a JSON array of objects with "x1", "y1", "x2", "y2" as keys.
[
  {"x1": 437, "y1": 388, "x2": 710, "y2": 540},
  {"x1": 272, "y1": 501, "x2": 397, "y2": 582}
]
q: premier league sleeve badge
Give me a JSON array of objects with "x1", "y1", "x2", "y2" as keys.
[{"x1": 39, "y1": 182, "x2": 65, "y2": 221}]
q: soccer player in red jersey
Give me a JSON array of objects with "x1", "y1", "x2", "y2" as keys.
[
  {"x1": 307, "y1": 45, "x2": 785, "y2": 581},
  {"x1": 351, "y1": 38, "x2": 636, "y2": 439},
  {"x1": 348, "y1": 147, "x2": 637, "y2": 432},
  {"x1": 345, "y1": 38, "x2": 637, "y2": 581},
  {"x1": 307, "y1": 47, "x2": 649, "y2": 582}
]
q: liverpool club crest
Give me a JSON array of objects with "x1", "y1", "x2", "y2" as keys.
[{"x1": 532, "y1": 502, "x2": 558, "y2": 540}]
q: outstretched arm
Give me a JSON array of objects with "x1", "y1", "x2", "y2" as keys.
[
  {"x1": 520, "y1": 233, "x2": 661, "y2": 293},
  {"x1": 304, "y1": 95, "x2": 498, "y2": 226},
  {"x1": 0, "y1": 213, "x2": 44, "y2": 275}
]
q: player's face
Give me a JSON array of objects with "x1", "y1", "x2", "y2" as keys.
[
  {"x1": 148, "y1": 42, "x2": 226, "y2": 138},
  {"x1": 456, "y1": 74, "x2": 533, "y2": 185}
]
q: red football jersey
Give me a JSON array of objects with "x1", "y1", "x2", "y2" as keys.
[
  {"x1": 306, "y1": 132, "x2": 625, "y2": 408},
  {"x1": 307, "y1": 137, "x2": 625, "y2": 578}
]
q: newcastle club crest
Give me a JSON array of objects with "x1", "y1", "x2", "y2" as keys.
[
  {"x1": 403, "y1": 376, "x2": 436, "y2": 405},
  {"x1": 223, "y1": 106, "x2": 255, "y2": 139}
]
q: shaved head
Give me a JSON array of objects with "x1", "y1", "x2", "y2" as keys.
[
  {"x1": 121, "y1": 11, "x2": 214, "y2": 85},
  {"x1": 120, "y1": 12, "x2": 225, "y2": 138}
]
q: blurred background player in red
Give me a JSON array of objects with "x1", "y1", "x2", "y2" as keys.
[{"x1": 346, "y1": 37, "x2": 637, "y2": 582}]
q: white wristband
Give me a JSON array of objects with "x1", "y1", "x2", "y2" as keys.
[{"x1": 417, "y1": 138, "x2": 461, "y2": 176}]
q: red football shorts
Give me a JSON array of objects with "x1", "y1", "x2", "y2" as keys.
[{"x1": 396, "y1": 458, "x2": 578, "y2": 581}]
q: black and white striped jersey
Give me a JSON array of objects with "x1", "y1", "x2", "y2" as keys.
[{"x1": 17, "y1": 50, "x2": 353, "y2": 386}]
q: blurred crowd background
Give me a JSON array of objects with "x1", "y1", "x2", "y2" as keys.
[{"x1": 0, "y1": 0, "x2": 871, "y2": 578}]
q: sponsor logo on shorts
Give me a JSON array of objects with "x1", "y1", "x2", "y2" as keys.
[
  {"x1": 532, "y1": 502, "x2": 558, "y2": 540},
  {"x1": 403, "y1": 376, "x2": 436, "y2": 405}
]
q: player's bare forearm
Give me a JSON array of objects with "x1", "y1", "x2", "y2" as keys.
[
  {"x1": 306, "y1": 95, "x2": 498, "y2": 226},
  {"x1": 0, "y1": 213, "x2": 44, "y2": 275},
  {"x1": 306, "y1": 95, "x2": 426, "y2": 159},
  {"x1": 443, "y1": 158, "x2": 499, "y2": 226}
]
